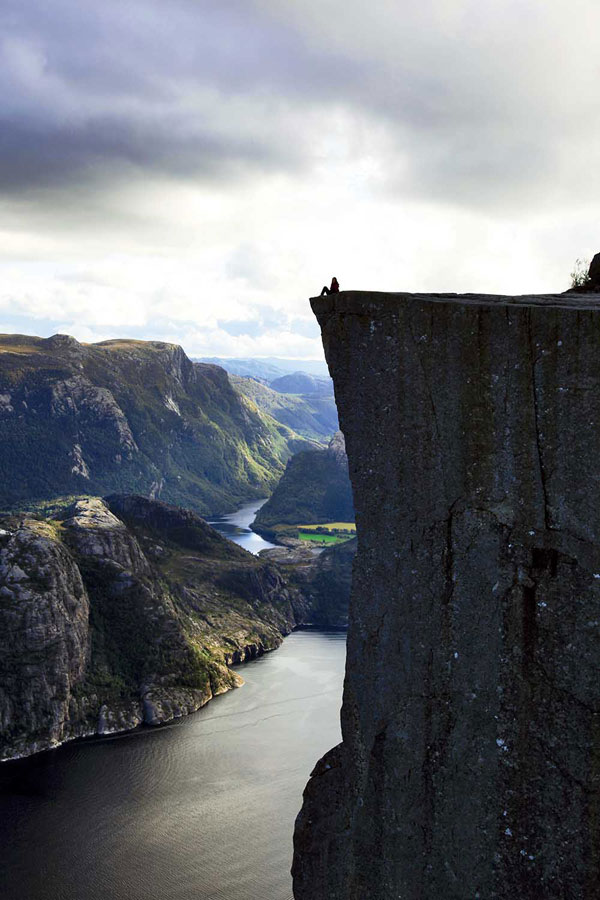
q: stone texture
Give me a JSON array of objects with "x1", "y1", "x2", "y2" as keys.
[
  {"x1": 0, "y1": 520, "x2": 90, "y2": 758},
  {"x1": 261, "y1": 537, "x2": 355, "y2": 627},
  {"x1": 293, "y1": 291, "x2": 600, "y2": 900},
  {"x1": 588, "y1": 253, "x2": 600, "y2": 288}
]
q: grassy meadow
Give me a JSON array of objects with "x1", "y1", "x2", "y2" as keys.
[{"x1": 297, "y1": 522, "x2": 356, "y2": 546}]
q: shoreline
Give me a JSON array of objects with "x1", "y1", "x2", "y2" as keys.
[{"x1": 2, "y1": 624, "x2": 347, "y2": 766}]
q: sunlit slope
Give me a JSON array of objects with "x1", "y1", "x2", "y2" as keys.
[
  {"x1": 230, "y1": 374, "x2": 339, "y2": 442},
  {"x1": 0, "y1": 334, "x2": 311, "y2": 514}
]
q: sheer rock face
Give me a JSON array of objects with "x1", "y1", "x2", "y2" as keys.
[
  {"x1": 293, "y1": 291, "x2": 600, "y2": 900},
  {"x1": 0, "y1": 521, "x2": 90, "y2": 759}
]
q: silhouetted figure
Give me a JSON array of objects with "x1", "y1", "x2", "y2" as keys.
[{"x1": 320, "y1": 277, "x2": 340, "y2": 296}]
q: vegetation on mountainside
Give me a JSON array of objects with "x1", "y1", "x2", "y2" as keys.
[
  {"x1": 98, "y1": 494, "x2": 305, "y2": 678},
  {"x1": 264, "y1": 537, "x2": 356, "y2": 628},
  {"x1": 0, "y1": 493, "x2": 310, "y2": 759},
  {"x1": 252, "y1": 434, "x2": 354, "y2": 540},
  {"x1": 196, "y1": 356, "x2": 330, "y2": 381},
  {"x1": 230, "y1": 374, "x2": 338, "y2": 442},
  {"x1": 0, "y1": 334, "x2": 313, "y2": 515},
  {"x1": 268, "y1": 371, "x2": 333, "y2": 397}
]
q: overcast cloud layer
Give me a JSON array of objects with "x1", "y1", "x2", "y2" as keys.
[{"x1": 1, "y1": 0, "x2": 599, "y2": 357}]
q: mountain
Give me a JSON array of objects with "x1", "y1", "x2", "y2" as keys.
[
  {"x1": 0, "y1": 334, "x2": 312, "y2": 515},
  {"x1": 0, "y1": 495, "x2": 309, "y2": 761},
  {"x1": 252, "y1": 432, "x2": 354, "y2": 539},
  {"x1": 230, "y1": 375, "x2": 339, "y2": 442},
  {"x1": 260, "y1": 537, "x2": 356, "y2": 627},
  {"x1": 268, "y1": 372, "x2": 334, "y2": 397},
  {"x1": 196, "y1": 356, "x2": 329, "y2": 380}
]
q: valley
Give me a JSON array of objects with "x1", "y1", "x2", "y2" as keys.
[
  {"x1": 0, "y1": 335, "x2": 313, "y2": 516},
  {"x1": 0, "y1": 334, "x2": 353, "y2": 899}
]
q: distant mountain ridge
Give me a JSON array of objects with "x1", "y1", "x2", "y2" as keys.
[
  {"x1": 269, "y1": 372, "x2": 333, "y2": 397},
  {"x1": 230, "y1": 375, "x2": 339, "y2": 442},
  {"x1": 196, "y1": 356, "x2": 330, "y2": 380},
  {"x1": 0, "y1": 334, "x2": 312, "y2": 515}
]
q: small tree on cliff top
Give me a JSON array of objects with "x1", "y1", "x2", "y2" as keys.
[{"x1": 570, "y1": 258, "x2": 591, "y2": 289}]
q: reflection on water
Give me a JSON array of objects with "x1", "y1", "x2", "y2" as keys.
[
  {"x1": 0, "y1": 629, "x2": 346, "y2": 900},
  {"x1": 207, "y1": 498, "x2": 277, "y2": 554}
]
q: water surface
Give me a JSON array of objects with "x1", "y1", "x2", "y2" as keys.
[
  {"x1": 207, "y1": 498, "x2": 276, "y2": 554},
  {"x1": 0, "y1": 629, "x2": 346, "y2": 900}
]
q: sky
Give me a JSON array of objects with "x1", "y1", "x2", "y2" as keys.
[{"x1": 1, "y1": 0, "x2": 599, "y2": 360}]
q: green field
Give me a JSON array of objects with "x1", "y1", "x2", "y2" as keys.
[
  {"x1": 297, "y1": 522, "x2": 356, "y2": 532},
  {"x1": 298, "y1": 532, "x2": 342, "y2": 545},
  {"x1": 297, "y1": 521, "x2": 356, "y2": 546}
]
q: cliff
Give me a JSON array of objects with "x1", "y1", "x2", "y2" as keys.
[
  {"x1": 261, "y1": 537, "x2": 356, "y2": 627},
  {"x1": 0, "y1": 496, "x2": 307, "y2": 761},
  {"x1": 293, "y1": 291, "x2": 600, "y2": 899},
  {"x1": 0, "y1": 334, "x2": 311, "y2": 515},
  {"x1": 253, "y1": 432, "x2": 354, "y2": 538}
]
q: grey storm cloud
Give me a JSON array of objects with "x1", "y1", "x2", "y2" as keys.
[
  {"x1": 1, "y1": 0, "x2": 598, "y2": 209},
  {"x1": 0, "y1": 0, "x2": 365, "y2": 193}
]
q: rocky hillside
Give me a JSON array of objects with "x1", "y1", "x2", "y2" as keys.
[
  {"x1": 253, "y1": 432, "x2": 354, "y2": 538},
  {"x1": 0, "y1": 495, "x2": 308, "y2": 761},
  {"x1": 260, "y1": 537, "x2": 356, "y2": 627},
  {"x1": 230, "y1": 374, "x2": 338, "y2": 442},
  {"x1": 0, "y1": 334, "x2": 311, "y2": 515}
]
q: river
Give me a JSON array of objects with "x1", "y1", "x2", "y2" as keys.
[
  {"x1": 206, "y1": 498, "x2": 276, "y2": 554},
  {"x1": 0, "y1": 502, "x2": 346, "y2": 900}
]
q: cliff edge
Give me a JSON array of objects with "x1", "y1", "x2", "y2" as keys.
[{"x1": 293, "y1": 291, "x2": 600, "y2": 899}]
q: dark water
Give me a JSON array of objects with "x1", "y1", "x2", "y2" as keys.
[
  {"x1": 0, "y1": 629, "x2": 346, "y2": 900},
  {"x1": 207, "y1": 498, "x2": 276, "y2": 554}
]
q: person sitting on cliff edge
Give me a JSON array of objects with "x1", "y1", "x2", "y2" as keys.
[{"x1": 320, "y1": 277, "x2": 340, "y2": 296}]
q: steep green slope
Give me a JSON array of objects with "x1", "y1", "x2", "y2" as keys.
[
  {"x1": 253, "y1": 432, "x2": 354, "y2": 538},
  {"x1": 0, "y1": 334, "x2": 311, "y2": 515},
  {"x1": 230, "y1": 374, "x2": 339, "y2": 441},
  {"x1": 0, "y1": 495, "x2": 309, "y2": 760}
]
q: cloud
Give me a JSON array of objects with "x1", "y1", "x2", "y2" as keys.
[
  {"x1": 4, "y1": 0, "x2": 597, "y2": 210},
  {"x1": 2, "y1": 0, "x2": 600, "y2": 356},
  {"x1": 0, "y1": 0, "x2": 361, "y2": 198}
]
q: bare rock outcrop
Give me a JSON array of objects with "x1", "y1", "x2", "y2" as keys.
[
  {"x1": 293, "y1": 291, "x2": 600, "y2": 899},
  {"x1": 589, "y1": 253, "x2": 600, "y2": 288},
  {"x1": 62, "y1": 497, "x2": 150, "y2": 574},
  {"x1": 1, "y1": 495, "x2": 308, "y2": 761},
  {"x1": 0, "y1": 520, "x2": 90, "y2": 758}
]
